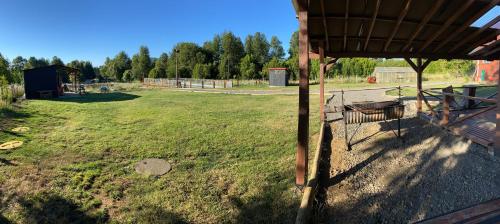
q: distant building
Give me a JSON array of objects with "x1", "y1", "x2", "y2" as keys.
[
  {"x1": 268, "y1": 68, "x2": 289, "y2": 86},
  {"x1": 474, "y1": 60, "x2": 499, "y2": 83},
  {"x1": 372, "y1": 67, "x2": 416, "y2": 83},
  {"x1": 23, "y1": 65, "x2": 79, "y2": 99}
]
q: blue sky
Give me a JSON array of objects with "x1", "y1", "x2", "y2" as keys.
[
  {"x1": 471, "y1": 6, "x2": 500, "y2": 28},
  {"x1": 0, "y1": 0, "x2": 298, "y2": 66}
]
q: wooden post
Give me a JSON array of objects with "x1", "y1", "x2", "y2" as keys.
[
  {"x1": 202, "y1": 80, "x2": 204, "y2": 89},
  {"x1": 213, "y1": 81, "x2": 215, "y2": 88},
  {"x1": 496, "y1": 62, "x2": 500, "y2": 157},
  {"x1": 189, "y1": 80, "x2": 192, "y2": 88},
  {"x1": 440, "y1": 94, "x2": 451, "y2": 125},
  {"x1": 296, "y1": 2, "x2": 309, "y2": 187},
  {"x1": 416, "y1": 58, "x2": 423, "y2": 113},
  {"x1": 405, "y1": 58, "x2": 431, "y2": 114},
  {"x1": 319, "y1": 41, "x2": 326, "y2": 122}
]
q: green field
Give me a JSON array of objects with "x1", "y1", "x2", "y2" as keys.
[{"x1": 0, "y1": 90, "x2": 320, "y2": 223}]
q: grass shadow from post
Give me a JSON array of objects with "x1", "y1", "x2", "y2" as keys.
[
  {"x1": 229, "y1": 169, "x2": 298, "y2": 224},
  {"x1": 50, "y1": 92, "x2": 140, "y2": 104},
  {"x1": 315, "y1": 122, "x2": 333, "y2": 223},
  {"x1": 17, "y1": 192, "x2": 108, "y2": 224}
]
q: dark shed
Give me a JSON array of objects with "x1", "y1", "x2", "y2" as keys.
[
  {"x1": 23, "y1": 65, "x2": 79, "y2": 99},
  {"x1": 269, "y1": 68, "x2": 289, "y2": 86}
]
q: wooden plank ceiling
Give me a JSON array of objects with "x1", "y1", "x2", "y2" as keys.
[{"x1": 293, "y1": 0, "x2": 500, "y2": 60}]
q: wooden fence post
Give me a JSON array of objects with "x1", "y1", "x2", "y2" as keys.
[
  {"x1": 213, "y1": 81, "x2": 215, "y2": 88},
  {"x1": 496, "y1": 64, "x2": 500, "y2": 157},
  {"x1": 296, "y1": 2, "x2": 309, "y2": 188},
  {"x1": 202, "y1": 80, "x2": 204, "y2": 89},
  {"x1": 440, "y1": 94, "x2": 451, "y2": 125}
]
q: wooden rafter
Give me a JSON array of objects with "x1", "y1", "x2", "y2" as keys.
[
  {"x1": 418, "y1": 0, "x2": 475, "y2": 53},
  {"x1": 310, "y1": 15, "x2": 457, "y2": 28},
  {"x1": 402, "y1": 0, "x2": 445, "y2": 52},
  {"x1": 343, "y1": 0, "x2": 350, "y2": 51},
  {"x1": 320, "y1": 0, "x2": 330, "y2": 51},
  {"x1": 485, "y1": 46, "x2": 500, "y2": 57},
  {"x1": 433, "y1": 0, "x2": 500, "y2": 53},
  {"x1": 463, "y1": 31, "x2": 500, "y2": 55},
  {"x1": 364, "y1": 0, "x2": 381, "y2": 52},
  {"x1": 384, "y1": 0, "x2": 412, "y2": 52},
  {"x1": 450, "y1": 15, "x2": 500, "y2": 53},
  {"x1": 311, "y1": 35, "x2": 427, "y2": 44},
  {"x1": 471, "y1": 39, "x2": 500, "y2": 56},
  {"x1": 325, "y1": 51, "x2": 491, "y2": 60}
]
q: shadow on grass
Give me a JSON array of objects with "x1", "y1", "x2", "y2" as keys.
[
  {"x1": 325, "y1": 117, "x2": 500, "y2": 223},
  {"x1": 129, "y1": 204, "x2": 188, "y2": 224},
  {"x1": 0, "y1": 107, "x2": 30, "y2": 119},
  {"x1": 52, "y1": 92, "x2": 140, "y2": 104},
  {"x1": 315, "y1": 123, "x2": 333, "y2": 222},
  {"x1": 229, "y1": 169, "x2": 298, "y2": 223},
  {"x1": 18, "y1": 193, "x2": 108, "y2": 224},
  {"x1": 0, "y1": 158, "x2": 16, "y2": 166}
]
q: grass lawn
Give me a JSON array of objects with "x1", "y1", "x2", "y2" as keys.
[{"x1": 0, "y1": 89, "x2": 320, "y2": 223}]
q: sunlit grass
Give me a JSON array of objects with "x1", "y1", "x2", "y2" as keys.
[{"x1": 0, "y1": 89, "x2": 320, "y2": 223}]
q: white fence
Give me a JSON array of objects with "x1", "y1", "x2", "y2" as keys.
[{"x1": 144, "y1": 78, "x2": 233, "y2": 89}]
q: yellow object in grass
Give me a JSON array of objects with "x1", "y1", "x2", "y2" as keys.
[
  {"x1": 11, "y1": 127, "x2": 30, "y2": 133},
  {"x1": 0, "y1": 141, "x2": 23, "y2": 150}
]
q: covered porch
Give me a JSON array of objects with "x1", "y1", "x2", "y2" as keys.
[{"x1": 291, "y1": 0, "x2": 500, "y2": 222}]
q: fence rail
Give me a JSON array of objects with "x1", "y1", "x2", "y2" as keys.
[{"x1": 143, "y1": 78, "x2": 235, "y2": 89}]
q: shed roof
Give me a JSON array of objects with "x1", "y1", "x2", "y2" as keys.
[
  {"x1": 23, "y1": 65, "x2": 80, "y2": 74},
  {"x1": 373, "y1": 67, "x2": 416, "y2": 73},
  {"x1": 292, "y1": 0, "x2": 500, "y2": 60}
]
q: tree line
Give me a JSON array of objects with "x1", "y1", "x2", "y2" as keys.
[
  {"x1": 0, "y1": 54, "x2": 97, "y2": 84},
  {"x1": 98, "y1": 31, "x2": 291, "y2": 82},
  {"x1": 0, "y1": 30, "x2": 477, "y2": 85}
]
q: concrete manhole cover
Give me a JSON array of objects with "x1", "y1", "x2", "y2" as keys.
[
  {"x1": 134, "y1": 158, "x2": 171, "y2": 176},
  {"x1": 0, "y1": 141, "x2": 23, "y2": 150},
  {"x1": 11, "y1": 127, "x2": 30, "y2": 133}
]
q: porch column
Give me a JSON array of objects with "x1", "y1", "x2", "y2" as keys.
[
  {"x1": 319, "y1": 41, "x2": 326, "y2": 122},
  {"x1": 496, "y1": 62, "x2": 500, "y2": 157},
  {"x1": 416, "y1": 58, "x2": 423, "y2": 113},
  {"x1": 296, "y1": 0, "x2": 309, "y2": 187},
  {"x1": 405, "y1": 58, "x2": 431, "y2": 114}
]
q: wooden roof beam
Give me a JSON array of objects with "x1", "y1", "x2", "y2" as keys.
[
  {"x1": 449, "y1": 15, "x2": 500, "y2": 53},
  {"x1": 433, "y1": 0, "x2": 500, "y2": 52},
  {"x1": 320, "y1": 0, "x2": 330, "y2": 51},
  {"x1": 364, "y1": 0, "x2": 382, "y2": 52},
  {"x1": 310, "y1": 15, "x2": 456, "y2": 28},
  {"x1": 343, "y1": 0, "x2": 350, "y2": 51},
  {"x1": 471, "y1": 39, "x2": 500, "y2": 56},
  {"x1": 463, "y1": 31, "x2": 500, "y2": 55},
  {"x1": 484, "y1": 46, "x2": 500, "y2": 57},
  {"x1": 311, "y1": 35, "x2": 427, "y2": 44},
  {"x1": 384, "y1": 0, "x2": 412, "y2": 52},
  {"x1": 418, "y1": 0, "x2": 475, "y2": 53},
  {"x1": 402, "y1": 0, "x2": 446, "y2": 52},
  {"x1": 323, "y1": 51, "x2": 491, "y2": 60}
]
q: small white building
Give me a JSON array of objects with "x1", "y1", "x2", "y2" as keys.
[{"x1": 372, "y1": 67, "x2": 416, "y2": 83}]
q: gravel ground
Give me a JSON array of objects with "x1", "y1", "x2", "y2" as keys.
[{"x1": 322, "y1": 93, "x2": 500, "y2": 223}]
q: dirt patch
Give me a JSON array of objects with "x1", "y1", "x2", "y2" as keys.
[{"x1": 324, "y1": 118, "x2": 500, "y2": 223}]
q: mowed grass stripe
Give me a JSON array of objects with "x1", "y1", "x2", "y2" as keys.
[{"x1": 0, "y1": 89, "x2": 320, "y2": 223}]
